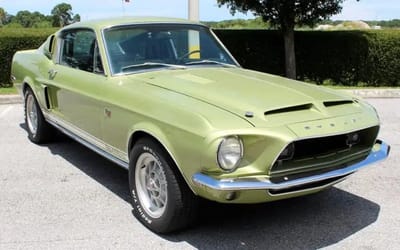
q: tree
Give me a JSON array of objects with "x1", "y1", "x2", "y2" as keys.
[
  {"x1": 51, "y1": 3, "x2": 73, "y2": 27},
  {"x1": 0, "y1": 7, "x2": 14, "y2": 26},
  {"x1": 12, "y1": 10, "x2": 48, "y2": 28},
  {"x1": 14, "y1": 10, "x2": 34, "y2": 28},
  {"x1": 3, "y1": 13, "x2": 15, "y2": 26},
  {"x1": 73, "y1": 14, "x2": 81, "y2": 23},
  {"x1": 31, "y1": 11, "x2": 48, "y2": 26},
  {"x1": 217, "y1": 0, "x2": 349, "y2": 79},
  {"x1": 0, "y1": 7, "x2": 5, "y2": 26}
]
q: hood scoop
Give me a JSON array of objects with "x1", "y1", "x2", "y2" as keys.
[
  {"x1": 136, "y1": 68, "x2": 362, "y2": 127},
  {"x1": 264, "y1": 104, "x2": 313, "y2": 116},
  {"x1": 324, "y1": 100, "x2": 354, "y2": 107}
]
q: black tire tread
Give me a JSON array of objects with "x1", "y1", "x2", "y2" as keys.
[
  {"x1": 129, "y1": 138, "x2": 198, "y2": 233},
  {"x1": 24, "y1": 88, "x2": 55, "y2": 144}
]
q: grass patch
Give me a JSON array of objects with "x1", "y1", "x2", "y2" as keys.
[{"x1": 0, "y1": 86, "x2": 18, "y2": 95}]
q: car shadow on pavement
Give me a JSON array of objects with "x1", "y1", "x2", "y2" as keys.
[
  {"x1": 20, "y1": 123, "x2": 380, "y2": 249},
  {"x1": 166, "y1": 188, "x2": 380, "y2": 249},
  {"x1": 47, "y1": 138, "x2": 131, "y2": 202},
  {"x1": 18, "y1": 122, "x2": 131, "y2": 202}
]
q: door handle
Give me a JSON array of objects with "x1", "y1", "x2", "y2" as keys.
[{"x1": 48, "y1": 69, "x2": 58, "y2": 79}]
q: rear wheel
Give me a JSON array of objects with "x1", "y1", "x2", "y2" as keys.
[
  {"x1": 24, "y1": 88, "x2": 55, "y2": 143},
  {"x1": 129, "y1": 138, "x2": 198, "y2": 233}
]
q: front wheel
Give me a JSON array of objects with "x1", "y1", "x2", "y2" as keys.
[{"x1": 129, "y1": 138, "x2": 198, "y2": 233}]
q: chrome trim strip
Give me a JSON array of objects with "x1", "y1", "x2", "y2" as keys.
[
  {"x1": 267, "y1": 176, "x2": 347, "y2": 197},
  {"x1": 192, "y1": 140, "x2": 390, "y2": 192},
  {"x1": 44, "y1": 112, "x2": 129, "y2": 169},
  {"x1": 45, "y1": 113, "x2": 104, "y2": 150},
  {"x1": 47, "y1": 118, "x2": 129, "y2": 169}
]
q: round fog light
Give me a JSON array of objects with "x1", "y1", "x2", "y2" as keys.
[{"x1": 347, "y1": 133, "x2": 360, "y2": 146}]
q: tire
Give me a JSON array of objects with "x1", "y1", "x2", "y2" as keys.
[
  {"x1": 24, "y1": 88, "x2": 55, "y2": 144},
  {"x1": 129, "y1": 138, "x2": 198, "y2": 233}
]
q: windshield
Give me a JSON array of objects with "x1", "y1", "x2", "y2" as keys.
[{"x1": 103, "y1": 24, "x2": 238, "y2": 75}]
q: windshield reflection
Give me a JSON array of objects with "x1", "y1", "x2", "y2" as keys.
[{"x1": 103, "y1": 24, "x2": 238, "y2": 75}]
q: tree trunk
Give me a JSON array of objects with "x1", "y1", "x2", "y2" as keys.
[{"x1": 283, "y1": 27, "x2": 296, "y2": 79}]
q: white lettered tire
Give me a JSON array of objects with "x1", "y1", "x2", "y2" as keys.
[{"x1": 129, "y1": 138, "x2": 198, "y2": 233}]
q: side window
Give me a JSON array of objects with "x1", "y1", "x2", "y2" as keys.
[
  {"x1": 93, "y1": 43, "x2": 104, "y2": 74},
  {"x1": 60, "y1": 29, "x2": 103, "y2": 74}
]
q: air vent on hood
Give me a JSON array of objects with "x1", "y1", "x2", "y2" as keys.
[
  {"x1": 264, "y1": 104, "x2": 313, "y2": 116},
  {"x1": 323, "y1": 100, "x2": 354, "y2": 107}
]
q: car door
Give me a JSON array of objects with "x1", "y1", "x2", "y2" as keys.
[{"x1": 45, "y1": 28, "x2": 107, "y2": 145}]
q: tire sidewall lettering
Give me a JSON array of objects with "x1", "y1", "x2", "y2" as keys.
[
  {"x1": 131, "y1": 189, "x2": 153, "y2": 224},
  {"x1": 25, "y1": 91, "x2": 37, "y2": 140},
  {"x1": 131, "y1": 144, "x2": 169, "y2": 226}
]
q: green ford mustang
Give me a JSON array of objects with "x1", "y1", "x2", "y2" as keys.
[{"x1": 11, "y1": 17, "x2": 390, "y2": 233}]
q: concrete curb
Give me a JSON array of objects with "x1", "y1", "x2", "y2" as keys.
[
  {"x1": 0, "y1": 89, "x2": 399, "y2": 105},
  {"x1": 0, "y1": 94, "x2": 23, "y2": 105},
  {"x1": 343, "y1": 89, "x2": 400, "y2": 98}
]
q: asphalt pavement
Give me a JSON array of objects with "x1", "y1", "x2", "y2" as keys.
[{"x1": 0, "y1": 99, "x2": 399, "y2": 249}]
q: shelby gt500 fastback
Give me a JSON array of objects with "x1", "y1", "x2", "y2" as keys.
[{"x1": 11, "y1": 17, "x2": 390, "y2": 233}]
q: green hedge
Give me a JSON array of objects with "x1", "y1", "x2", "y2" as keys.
[
  {"x1": 1, "y1": 28, "x2": 399, "y2": 87},
  {"x1": 214, "y1": 29, "x2": 400, "y2": 86},
  {"x1": 0, "y1": 28, "x2": 56, "y2": 86}
]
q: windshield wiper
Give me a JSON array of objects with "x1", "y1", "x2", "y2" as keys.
[
  {"x1": 185, "y1": 60, "x2": 237, "y2": 68},
  {"x1": 122, "y1": 62, "x2": 186, "y2": 72}
]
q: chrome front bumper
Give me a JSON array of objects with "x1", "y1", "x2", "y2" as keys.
[{"x1": 193, "y1": 140, "x2": 390, "y2": 192}]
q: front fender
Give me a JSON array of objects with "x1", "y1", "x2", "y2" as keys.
[{"x1": 128, "y1": 122, "x2": 205, "y2": 194}]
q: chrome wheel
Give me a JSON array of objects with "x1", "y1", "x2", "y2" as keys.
[
  {"x1": 26, "y1": 94, "x2": 38, "y2": 136},
  {"x1": 135, "y1": 152, "x2": 168, "y2": 218},
  {"x1": 129, "y1": 138, "x2": 199, "y2": 233}
]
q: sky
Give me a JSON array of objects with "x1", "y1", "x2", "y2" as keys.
[{"x1": 0, "y1": 0, "x2": 399, "y2": 21}]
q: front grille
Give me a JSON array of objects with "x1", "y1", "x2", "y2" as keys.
[{"x1": 270, "y1": 126, "x2": 379, "y2": 182}]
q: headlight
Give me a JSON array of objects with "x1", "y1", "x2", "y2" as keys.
[{"x1": 217, "y1": 136, "x2": 243, "y2": 171}]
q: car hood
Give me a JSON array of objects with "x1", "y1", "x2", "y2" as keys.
[{"x1": 134, "y1": 67, "x2": 363, "y2": 128}]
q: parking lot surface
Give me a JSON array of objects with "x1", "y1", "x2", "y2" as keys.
[{"x1": 0, "y1": 99, "x2": 399, "y2": 249}]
